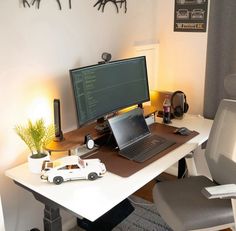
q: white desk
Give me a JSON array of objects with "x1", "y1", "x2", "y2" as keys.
[{"x1": 5, "y1": 114, "x2": 213, "y2": 230}]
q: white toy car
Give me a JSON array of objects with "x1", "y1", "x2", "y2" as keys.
[{"x1": 40, "y1": 155, "x2": 106, "y2": 185}]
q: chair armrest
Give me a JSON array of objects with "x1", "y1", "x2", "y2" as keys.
[
  {"x1": 201, "y1": 140, "x2": 208, "y2": 149},
  {"x1": 201, "y1": 184, "x2": 236, "y2": 199}
]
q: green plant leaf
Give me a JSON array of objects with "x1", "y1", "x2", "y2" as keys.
[{"x1": 14, "y1": 118, "x2": 55, "y2": 156}]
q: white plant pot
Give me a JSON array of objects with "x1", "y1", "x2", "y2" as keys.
[{"x1": 28, "y1": 153, "x2": 50, "y2": 174}]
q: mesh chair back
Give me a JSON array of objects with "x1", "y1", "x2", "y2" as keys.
[{"x1": 205, "y1": 99, "x2": 236, "y2": 184}]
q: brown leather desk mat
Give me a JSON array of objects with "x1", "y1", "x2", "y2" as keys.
[{"x1": 83, "y1": 123, "x2": 199, "y2": 177}]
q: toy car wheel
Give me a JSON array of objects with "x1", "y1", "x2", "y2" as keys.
[
  {"x1": 88, "y1": 172, "x2": 98, "y2": 180},
  {"x1": 53, "y1": 176, "x2": 63, "y2": 185}
]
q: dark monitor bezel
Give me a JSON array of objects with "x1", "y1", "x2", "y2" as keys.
[{"x1": 70, "y1": 56, "x2": 150, "y2": 127}]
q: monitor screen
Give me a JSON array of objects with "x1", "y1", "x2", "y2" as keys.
[{"x1": 70, "y1": 56, "x2": 150, "y2": 127}]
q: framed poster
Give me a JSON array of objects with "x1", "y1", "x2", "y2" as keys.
[{"x1": 174, "y1": 0, "x2": 208, "y2": 32}]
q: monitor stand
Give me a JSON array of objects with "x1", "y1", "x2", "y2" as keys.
[
  {"x1": 138, "y1": 103, "x2": 143, "y2": 109},
  {"x1": 95, "y1": 117, "x2": 110, "y2": 134}
]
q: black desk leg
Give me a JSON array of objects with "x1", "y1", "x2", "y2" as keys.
[
  {"x1": 178, "y1": 158, "x2": 186, "y2": 179},
  {"x1": 13, "y1": 181, "x2": 63, "y2": 231},
  {"x1": 44, "y1": 205, "x2": 62, "y2": 231}
]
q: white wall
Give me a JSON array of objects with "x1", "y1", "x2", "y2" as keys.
[
  {"x1": 155, "y1": 0, "x2": 208, "y2": 115},
  {"x1": 0, "y1": 1, "x2": 208, "y2": 230},
  {"x1": 0, "y1": 1, "x2": 158, "y2": 230},
  {"x1": 154, "y1": 0, "x2": 209, "y2": 177}
]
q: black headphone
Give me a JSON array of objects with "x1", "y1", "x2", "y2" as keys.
[{"x1": 171, "y1": 91, "x2": 189, "y2": 118}]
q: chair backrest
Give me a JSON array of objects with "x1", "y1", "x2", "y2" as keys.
[{"x1": 205, "y1": 99, "x2": 236, "y2": 185}]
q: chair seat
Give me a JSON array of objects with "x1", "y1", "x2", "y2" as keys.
[{"x1": 153, "y1": 176, "x2": 233, "y2": 231}]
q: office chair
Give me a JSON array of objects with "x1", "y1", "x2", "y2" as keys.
[{"x1": 153, "y1": 98, "x2": 236, "y2": 231}]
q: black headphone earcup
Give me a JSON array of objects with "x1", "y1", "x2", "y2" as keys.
[
  {"x1": 174, "y1": 106, "x2": 184, "y2": 117},
  {"x1": 171, "y1": 90, "x2": 188, "y2": 117},
  {"x1": 184, "y1": 103, "x2": 189, "y2": 113}
]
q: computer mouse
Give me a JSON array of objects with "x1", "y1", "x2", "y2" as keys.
[{"x1": 174, "y1": 127, "x2": 191, "y2": 136}]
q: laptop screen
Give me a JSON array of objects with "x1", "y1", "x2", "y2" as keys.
[{"x1": 108, "y1": 108, "x2": 150, "y2": 150}]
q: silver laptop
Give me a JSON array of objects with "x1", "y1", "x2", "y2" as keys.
[{"x1": 108, "y1": 108, "x2": 175, "y2": 162}]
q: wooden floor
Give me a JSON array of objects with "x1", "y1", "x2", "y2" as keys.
[
  {"x1": 133, "y1": 172, "x2": 176, "y2": 202},
  {"x1": 133, "y1": 173, "x2": 232, "y2": 231}
]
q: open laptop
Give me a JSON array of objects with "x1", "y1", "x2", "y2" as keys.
[{"x1": 108, "y1": 107, "x2": 176, "y2": 163}]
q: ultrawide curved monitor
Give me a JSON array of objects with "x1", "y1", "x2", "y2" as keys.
[{"x1": 70, "y1": 56, "x2": 150, "y2": 127}]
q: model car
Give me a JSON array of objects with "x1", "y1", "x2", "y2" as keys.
[
  {"x1": 40, "y1": 155, "x2": 106, "y2": 185},
  {"x1": 176, "y1": 9, "x2": 190, "y2": 19},
  {"x1": 191, "y1": 9, "x2": 205, "y2": 19}
]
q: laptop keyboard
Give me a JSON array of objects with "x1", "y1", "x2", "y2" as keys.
[{"x1": 120, "y1": 134, "x2": 176, "y2": 163}]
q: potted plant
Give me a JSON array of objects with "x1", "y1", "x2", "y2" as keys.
[{"x1": 15, "y1": 118, "x2": 55, "y2": 173}]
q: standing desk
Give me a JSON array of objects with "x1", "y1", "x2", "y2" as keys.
[{"x1": 5, "y1": 114, "x2": 213, "y2": 231}]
